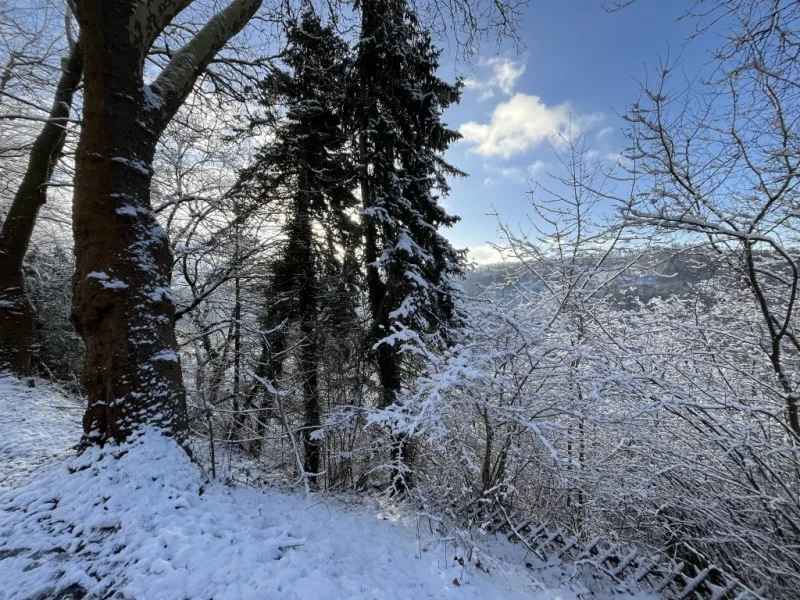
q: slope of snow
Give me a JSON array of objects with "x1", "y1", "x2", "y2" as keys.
[
  {"x1": 0, "y1": 375, "x2": 83, "y2": 490},
  {"x1": 0, "y1": 376, "x2": 579, "y2": 600}
]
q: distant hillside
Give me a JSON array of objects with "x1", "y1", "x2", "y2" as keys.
[{"x1": 463, "y1": 248, "x2": 738, "y2": 307}]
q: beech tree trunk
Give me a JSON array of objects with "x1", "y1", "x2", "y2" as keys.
[
  {"x1": 71, "y1": 7, "x2": 186, "y2": 443},
  {"x1": 70, "y1": 0, "x2": 261, "y2": 444},
  {"x1": 0, "y1": 40, "x2": 83, "y2": 375}
]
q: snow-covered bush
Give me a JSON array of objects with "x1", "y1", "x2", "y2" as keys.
[{"x1": 367, "y1": 148, "x2": 800, "y2": 596}]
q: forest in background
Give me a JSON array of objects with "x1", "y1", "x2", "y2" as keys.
[{"x1": 1, "y1": 0, "x2": 799, "y2": 598}]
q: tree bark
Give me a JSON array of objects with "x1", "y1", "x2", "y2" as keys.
[
  {"x1": 0, "y1": 40, "x2": 83, "y2": 375},
  {"x1": 70, "y1": 0, "x2": 261, "y2": 445},
  {"x1": 71, "y1": 4, "x2": 187, "y2": 443},
  {"x1": 295, "y1": 202, "x2": 320, "y2": 481},
  {"x1": 232, "y1": 272, "x2": 243, "y2": 435}
]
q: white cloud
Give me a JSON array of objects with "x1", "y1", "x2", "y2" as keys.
[
  {"x1": 528, "y1": 159, "x2": 550, "y2": 180},
  {"x1": 468, "y1": 244, "x2": 505, "y2": 265},
  {"x1": 460, "y1": 94, "x2": 603, "y2": 158},
  {"x1": 483, "y1": 164, "x2": 526, "y2": 182},
  {"x1": 463, "y1": 57, "x2": 526, "y2": 100},
  {"x1": 596, "y1": 126, "x2": 614, "y2": 140},
  {"x1": 481, "y1": 160, "x2": 551, "y2": 184}
]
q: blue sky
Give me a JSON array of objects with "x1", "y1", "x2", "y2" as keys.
[{"x1": 441, "y1": 0, "x2": 713, "y2": 262}]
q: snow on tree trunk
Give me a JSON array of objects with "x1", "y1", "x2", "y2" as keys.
[
  {"x1": 71, "y1": 6, "x2": 187, "y2": 443},
  {"x1": 70, "y1": 0, "x2": 262, "y2": 444}
]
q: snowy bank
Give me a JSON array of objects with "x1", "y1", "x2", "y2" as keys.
[
  {"x1": 0, "y1": 375, "x2": 83, "y2": 490},
  {"x1": 0, "y1": 376, "x2": 573, "y2": 600}
]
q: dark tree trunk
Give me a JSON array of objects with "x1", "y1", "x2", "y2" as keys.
[
  {"x1": 357, "y1": 5, "x2": 411, "y2": 494},
  {"x1": 295, "y1": 202, "x2": 320, "y2": 481},
  {"x1": 252, "y1": 333, "x2": 284, "y2": 453},
  {"x1": 70, "y1": 5, "x2": 186, "y2": 444},
  {"x1": 232, "y1": 272, "x2": 244, "y2": 436},
  {"x1": 300, "y1": 316, "x2": 320, "y2": 479},
  {"x1": 359, "y1": 119, "x2": 401, "y2": 412},
  {"x1": 0, "y1": 40, "x2": 83, "y2": 375},
  {"x1": 69, "y1": 0, "x2": 261, "y2": 445},
  {"x1": 360, "y1": 138, "x2": 409, "y2": 495}
]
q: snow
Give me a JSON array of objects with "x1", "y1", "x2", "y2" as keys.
[
  {"x1": 110, "y1": 156, "x2": 152, "y2": 176},
  {"x1": 404, "y1": 269, "x2": 429, "y2": 288},
  {"x1": 101, "y1": 279, "x2": 129, "y2": 289},
  {"x1": 0, "y1": 376, "x2": 83, "y2": 490},
  {"x1": 0, "y1": 376, "x2": 583, "y2": 600},
  {"x1": 152, "y1": 350, "x2": 179, "y2": 363},
  {"x1": 116, "y1": 204, "x2": 139, "y2": 216},
  {"x1": 87, "y1": 271, "x2": 129, "y2": 289},
  {"x1": 142, "y1": 85, "x2": 164, "y2": 111},
  {"x1": 147, "y1": 286, "x2": 173, "y2": 303}
]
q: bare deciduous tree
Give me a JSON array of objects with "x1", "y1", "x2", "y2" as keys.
[
  {"x1": 617, "y1": 0, "x2": 800, "y2": 439},
  {"x1": 0, "y1": 35, "x2": 81, "y2": 375}
]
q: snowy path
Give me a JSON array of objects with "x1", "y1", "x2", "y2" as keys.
[
  {"x1": 0, "y1": 376, "x2": 575, "y2": 600},
  {"x1": 0, "y1": 376, "x2": 83, "y2": 490}
]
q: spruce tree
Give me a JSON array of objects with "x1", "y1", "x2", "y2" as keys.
[
  {"x1": 354, "y1": 0, "x2": 466, "y2": 492},
  {"x1": 240, "y1": 10, "x2": 356, "y2": 482}
]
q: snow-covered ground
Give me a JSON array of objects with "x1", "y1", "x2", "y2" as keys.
[
  {"x1": 0, "y1": 376, "x2": 83, "y2": 490},
  {"x1": 0, "y1": 376, "x2": 591, "y2": 600}
]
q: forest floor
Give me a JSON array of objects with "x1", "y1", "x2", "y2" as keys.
[{"x1": 0, "y1": 376, "x2": 640, "y2": 600}]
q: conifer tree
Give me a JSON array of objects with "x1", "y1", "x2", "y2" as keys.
[
  {"x1": 354, "y1": 0, "x2": 466, "y2": 491},
  {"x1": 240, "y1": 10, "x2": 356, "y2": 481}
]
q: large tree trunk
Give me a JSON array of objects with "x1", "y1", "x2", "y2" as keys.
[
  {"x1": 70, "y1": 5, "x2": 187, "y2": 444},
  {"x1": 70, "y1": 0, "x2": 261, "y2": 445},
  {"x1": 0, "y1": 40, "x2": 83, "y2": 375}
]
